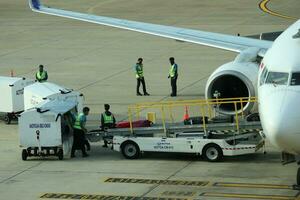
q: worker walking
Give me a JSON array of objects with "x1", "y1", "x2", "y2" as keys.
[
  {"x1": 134, "y1": 58, "x2": 150, "y2": 96},
  {"x1": 71, "y1": 107, "x2": 90, "y2": 158},
  {"x1": 168, "y1": 57, "x2": 178, "y2": 97},
  {"x1": 100, "y1": 104, "x2": 116, "y2": 148},
  {"x1": 35, "y1": 64, "x2": 48, "y2": 82}
]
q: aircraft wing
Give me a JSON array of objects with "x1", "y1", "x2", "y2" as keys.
[{"x1": 29, "y1": 0, "x2": 272, "y2": 53}]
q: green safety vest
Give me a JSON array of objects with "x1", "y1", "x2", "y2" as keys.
[
  {"x1": 37, "y1": 71, "x2": 47, "y2": 82},
  {"x1": 73, "y1": 113, "x2": 84, "y2": 130},
  {"x1": 103, "y1": 113, "x2": 114, "y2": 124},
  {"x1": 135, "y1": 64, "x2": 144, "y2": 78},
  {"x1": 169, "y1": 64, "x2": 176, "y2": 78}
]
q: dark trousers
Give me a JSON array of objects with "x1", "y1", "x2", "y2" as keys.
[
  {"x1": 102, "y1": 123, "x2": 115, "y2": 146},
  {"x1": 71, "y1": 128, "x2": 87, "y2": 156},
  {"x1": 170, "y1": 77, "x2": 177, "y2": 96},
  {"x1": 136, "y1": 77, "x2": 147, "y2": 94}
]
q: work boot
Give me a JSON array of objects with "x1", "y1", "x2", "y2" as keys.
[
  {"x1": 86, "y1": 144, "x2": 91, "y2": 151},
  {"x1": 136, "y1": 92, "x2": 142, "y2": 96},
  {"x1": 82, "y1": 153, "x2": 89, "y2": 157}
]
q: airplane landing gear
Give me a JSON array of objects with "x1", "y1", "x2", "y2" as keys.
[
  {"x1": 297, "y1": 167, "x2": 300, "y2": 185},
  {"x1": 293, "y1": 166, "x2": 300, "y2": 190}
]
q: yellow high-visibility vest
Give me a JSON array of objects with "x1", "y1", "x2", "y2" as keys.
[
  {"x1": 169, "y1": 64, "x2": 176, "y2": 78},
  {"x1": 136, "y1": 64, "x2": 144, "y2": 78},
  {"x1": 73, "y1": 113, "x2": 84, "y2": 130},
  {"x1": 103, "y1": 113, "x2": 114, "y2": 124},
  {"x1": 36, "y1": 71, "x2": 47, "y2": 82}
]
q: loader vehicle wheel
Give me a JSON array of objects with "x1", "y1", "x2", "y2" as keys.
[
  {"x1": 4, "y1": 114, "x2": 11, "y2": 124},
  {"x1": 297, "y1": 167, "x2": 300, "y2": 186},
  {"x1": 22, "y1": 149, "x2": 28, "y2": 161},
  {"x1": 57, "y1": 149, "x2": 63, "y2": 160},
  {"x1": 121, "y1": 141, "x2": 140, "y2": 159},
  {"x1": 203, "y1": 143, "x2": 223, "y2": 162}
]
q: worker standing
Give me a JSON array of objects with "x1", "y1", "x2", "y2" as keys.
[
  {"x1": 134, "y1": 58, "x2": 150, "y2": 96},
  {"x1": 35, "y1": 64, "x2": 48, "y2": 82},
  {"x1": 71, "y1": 107, "x2": 90, "y2": 158},
  {"x1": 168, "y1": 57, "x2": 178, "y2": 97},
  {"x1": 100, "y1": 104, "x2": 116, "y2": 148}
]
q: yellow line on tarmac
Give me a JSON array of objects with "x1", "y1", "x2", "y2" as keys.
[
  {"x1": 214, "y1": 182, "x2": 292, "y2": 190},
  {"x1": 259, "y1": 0, "x2": 297, "y2": 20},
  {"x1": 202, "y1": 192, "x2": 295, "y2": 200}
]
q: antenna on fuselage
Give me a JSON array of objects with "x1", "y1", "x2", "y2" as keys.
[{"x1": 292, "y1": 29, "x2": 300, "y2": 39}]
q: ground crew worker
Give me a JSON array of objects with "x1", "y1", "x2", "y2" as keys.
[
  {"x1": 168, "y1": 57, "x2": 178, "y2": 97},
  {"x1": 134, "y1": 58, "x2": 150, "y2": 96},
  {"x1": 35, "y1": 64, "x2": 48, "y2": 82},
  {"x1": 71, "y1": 107, "x2": 90, "y2": 157},
  {"x1": 100, "y1": 104, "x2": 116, "y2": 148}
]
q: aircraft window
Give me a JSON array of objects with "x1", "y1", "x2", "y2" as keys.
[
  {"x1": 265, "y1": 72, "x2": 289, "y2": 85},
  {"x1": 290, "y1": 73, "x2": 300, "y2": 85},
  {"x1": 260, "y1": 67, "x2": 268, "y2": 85}
]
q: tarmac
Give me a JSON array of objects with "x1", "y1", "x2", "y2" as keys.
[{"x1": 0, "y1": 0, "x2": 300, "y2": 199}]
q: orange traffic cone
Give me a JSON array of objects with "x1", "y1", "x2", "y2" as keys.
[
  {"x1": 183, "y1": 106, "x2": 190, "y2": 121},
  {"x1": 10, "y1": 69, "x2": 14, "y2": 77}
]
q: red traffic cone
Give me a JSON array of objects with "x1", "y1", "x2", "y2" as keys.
[{"x1": 183, "y1": 106, "x2": 190, "y2": 121}]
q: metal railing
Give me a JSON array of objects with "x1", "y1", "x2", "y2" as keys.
[{"x1": 128, "y1": 97, "x2": 258, "y2": 134}]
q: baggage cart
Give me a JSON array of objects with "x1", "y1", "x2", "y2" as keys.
[
  {"x1": 0, "y1": 76, "x2": 34, "y2": 124},
  {"x1": 24, "y1": 82, "x2": 84, "y2": 112},
  {"x1": 19, "y1": 99, "x2": 77, "y2": 160}
]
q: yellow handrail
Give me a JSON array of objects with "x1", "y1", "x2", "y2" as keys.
[{"x1": 127, "y1": 97, "x2": 258, "y2": 134}]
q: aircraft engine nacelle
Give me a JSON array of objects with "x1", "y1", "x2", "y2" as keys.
[{"x1": 205, "y1": 51, "x2": 259, "y2": 115}]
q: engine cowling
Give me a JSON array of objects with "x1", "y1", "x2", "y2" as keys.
[{"x1": 205, "y1": 50, "x2": 259, "y2": 115}]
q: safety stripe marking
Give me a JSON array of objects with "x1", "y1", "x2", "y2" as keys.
[
  {"x1": 104, "y1": 178, "x2": 208, "y2": 186},
  {"x1": 214, "y1": 129, "x2": 261, "y2": 134},
  {"x1": 160, "y1": 191, "x2": 196, "y2": 197},
  {"x1": 213, "y1": 182, "x2": 293, "y2": 190},
  {"x1": 259, "y1": 0, "x2": 297, "y2": 20},
  {"x1": 40, "y1": 193, "x2": 188, "y2": 200},
  {"x1": 200, "y1": 192, "x2": 295, "y2": 200},
  {"x1": 222, "y1": 147, "x2": 255, "y2": 150}
]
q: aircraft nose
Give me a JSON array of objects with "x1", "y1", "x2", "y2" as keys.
[{"x1": 260, "y1": 88, "x2": 300, "y2": 154}]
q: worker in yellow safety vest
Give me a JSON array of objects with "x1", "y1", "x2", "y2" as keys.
[
  {"x1": 35, "y1": 64, "x2": 48, "y2": 82},
  {"x1": 71, "y1": 107, "x2": 90, "y2": 158},
  {"x1": 168, "y1": 57, "x2": 178, "y2": 97},
  {"x1": 100, "y1": 104, "x2": 116, "y2": 148},
  {"x1": 134, "y1": 58, "x2": 150, "y2": 96}
]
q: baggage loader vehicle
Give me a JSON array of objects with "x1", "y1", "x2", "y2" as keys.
[{"x1": 109, "y1": 97, "x2": 265, "y2": 161}]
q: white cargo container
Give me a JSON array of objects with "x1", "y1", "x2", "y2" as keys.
[
  {"x1": 0, "y1": 76, "x2": 34, "y2": 124},
  {"x1": 24, "y1": 82, "x2": 84, "y2": 112},
  {"x1": 19, "y1": 99, "x2": 77, "y2": 160}
]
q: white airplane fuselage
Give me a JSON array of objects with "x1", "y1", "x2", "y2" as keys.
[{"x1": 258, "y1": 20, "x2": 300, "y2": 155}]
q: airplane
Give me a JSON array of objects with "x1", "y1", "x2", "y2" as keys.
[{"x1": 28, "y1": 0, "x2": 300, "y2": 186}]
